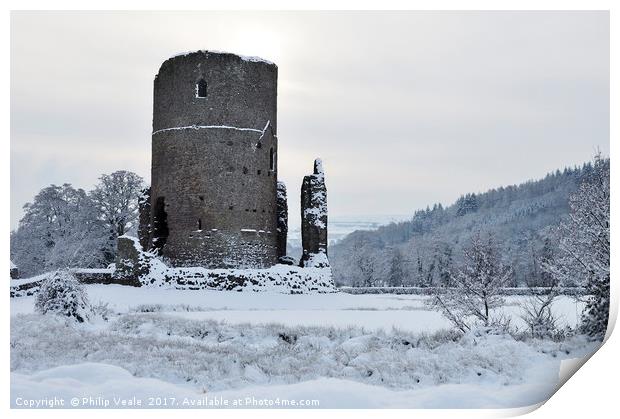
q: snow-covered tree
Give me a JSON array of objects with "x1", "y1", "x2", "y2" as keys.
[
  {"x1": 10, "y1": 184, "x2": 108, "y2": 276},
  {"x1": 349, "y1": 236, "x2": 381, "y2": 287},
  {"x1": 456, "y1": 193, "x2": 479, "y2": 216},
  {"x1": 544, "y1": 155, "x2": 610, "y2": 339},
  {"x1": 90, "y1": 170, "x2": 145, "y2": 240},
  {"x1": 436, "y1": 243, "x2": 454, "y2": 287},
  {"x1": 35, "y1": 270, "x2": 93, "y2": 323},
  {"x1": 428, "y1": 232, "x2": 513, "y2": 332},
  {"x1": 386, "y1": 248, "x2": 405, "y2": 287}
]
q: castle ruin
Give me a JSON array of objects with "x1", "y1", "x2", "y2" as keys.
[{"x1": 138, "y1": 51, "x2": 328, "y2": 271}]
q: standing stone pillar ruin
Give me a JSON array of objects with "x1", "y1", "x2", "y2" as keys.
[
  {"x1": 300, "y1": 158, "x2": 329, "y2": 267},
  {"x1": 276, "y1": 181, "x2": 288, "y2": 260},
  {"x1": 137, "y1": 186, "x2": 152, "y2": 251}
]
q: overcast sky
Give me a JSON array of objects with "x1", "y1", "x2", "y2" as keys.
[{"x1": 10, "y1": 11, "x2": 609, "y2": 230}]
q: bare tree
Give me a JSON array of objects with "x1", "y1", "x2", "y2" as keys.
[
  {"x1": 428, "y1": 232, "x2": 513, "y2": 332},
  {"x1": 90, "y1": 170, "x2": 145, "y2": 239},
  {"x1": 520, "y1": 281, "x2": 560, "y2": 339},
  {"x1": 350, "y1": 237, "x2": 379, "y2": 287}
]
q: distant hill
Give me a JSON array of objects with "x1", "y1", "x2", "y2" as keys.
[{"x1": 330, "y1": 160, "x2": 604, "y2": 287}]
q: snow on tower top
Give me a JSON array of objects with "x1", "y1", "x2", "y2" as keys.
[{"x1": 166, "y1": 50, "x2": 277, "y2": 67}]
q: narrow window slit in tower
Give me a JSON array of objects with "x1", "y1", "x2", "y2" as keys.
[
  {"x1": 196, "y1": 79, "x2": 207, "y2": 98},
  {"x1": 197, "y1": 218, "x2": 202, "y2": 230},
  {"x1": 257, "y1": 170, "x2": 262, "y2": 175},
  {"x1": 270, "y1": 147, "x2": 275, "y2": 170}
]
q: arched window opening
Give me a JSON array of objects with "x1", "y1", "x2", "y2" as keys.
[
  {"x1": 196, "y1": 79, "x2": 207, "y2": 98},
  {"x1": 270, "y1": 147, "x2": 275, "y2": 171}
]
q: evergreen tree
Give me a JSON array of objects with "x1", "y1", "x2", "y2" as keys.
[
  {"x1": 437, "y1": 244, "x2": 453, "y2": 287},
  {"x1": 387, "y1": 248, "x2": 405, "y2": 287}
]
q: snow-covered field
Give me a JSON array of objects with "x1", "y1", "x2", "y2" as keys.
[
  {"x1": 10, "y1": 285, "x2": 598, "y2": 409},
  {"x1": 10, "y1": 285, "x2": 585, "y2": 332}
]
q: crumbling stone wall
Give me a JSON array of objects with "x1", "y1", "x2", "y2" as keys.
[
  {"x1": 149, "y1": 51, "x2": 279, "y2": 269},
  {"x1": 114, "y1": 235, "x2": 148, "y2": 286},
  {"x1": 138, "y1": 187, "x2": 151, "y2": 250},
  {"x1": 300, "y1": 159, "x2": 329, "y2": 267},
  {"x1": 276, "y1": 181, "x2": 288, "y2": 260}
]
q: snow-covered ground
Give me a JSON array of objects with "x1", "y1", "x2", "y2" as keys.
[
  {"x1": 10, "y1": 285, "x2": 585, "y2": 332},
  {"x1": 10, "y1": 285, "x2": 597, "y2": 409}
]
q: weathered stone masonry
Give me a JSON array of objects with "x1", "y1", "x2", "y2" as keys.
[{"x1": 147, "y1": 51, "x2": 279, "y2": 269}]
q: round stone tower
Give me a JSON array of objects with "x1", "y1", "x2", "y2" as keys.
[{"x1": 149, "y1": 50, "x2": 279, "y2": 269}]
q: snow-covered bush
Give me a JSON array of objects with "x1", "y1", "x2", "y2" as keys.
[
  {"x1": 11, "y1": 311, "x2": 598, "y2": 397},
  {"x1": 519, "y1": 281, "x2": 561, "y2": 339},
  {"x1": 91, "y1": 301, "x2": 113, "y2": 321},
  {"x1": 34, "y1": 270, "x2": 92, "y2": 323}
]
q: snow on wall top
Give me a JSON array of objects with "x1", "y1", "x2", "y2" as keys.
[{"x1": 166, "y1": 50, "x2": 276, "y2": 67}]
